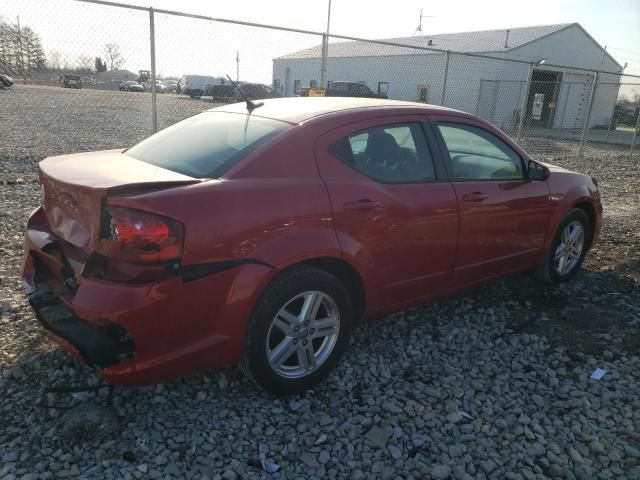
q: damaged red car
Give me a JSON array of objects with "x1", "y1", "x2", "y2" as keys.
[{"x1": 22, "y1": 97, "x2": 602, "y2": 394}]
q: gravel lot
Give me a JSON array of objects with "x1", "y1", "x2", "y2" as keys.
[{"x1": 1, "y1": 85, "x2": 639, "y2": 480}]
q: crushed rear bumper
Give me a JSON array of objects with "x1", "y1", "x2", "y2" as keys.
[{"x1": 28, "y1": 274, "x2": 135, "y2": 368}]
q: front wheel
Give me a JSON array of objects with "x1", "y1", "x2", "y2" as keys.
[
  {"x1": 240, "y1": 266, "x2": 353, "y2": 395},
  {"x1": 536, "y1": 208, "x2": 591, "y2": 284}
]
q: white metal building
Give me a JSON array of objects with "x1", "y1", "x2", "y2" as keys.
[{"x1": 272, "y1": 23, "x2": 623, "y2": 130}]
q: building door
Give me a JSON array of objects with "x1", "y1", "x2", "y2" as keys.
[
  {"x1": 417, "y1": 85, "x2": 429, "y2": 103},
  {"x1": 556, "y1": 73, "x2": 591, "y2": 129},
  {"x1": 284, "y1": 67, "x2": 291, "y2": 97},
  {"x1": 526, "y1": 70, "x2": 562, "y2": 128}
]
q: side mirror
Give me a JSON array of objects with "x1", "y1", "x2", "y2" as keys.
[{"x1": 528, "y1": 160, "x2": 549, "y2": 181}]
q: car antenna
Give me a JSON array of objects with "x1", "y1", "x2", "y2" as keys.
[{"x1": 225, "y1": 75, "x2": 263, "y2": 113}]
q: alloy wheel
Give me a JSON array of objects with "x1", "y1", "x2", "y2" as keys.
[
  {"x1": 266, "y1": 291, "x2": 340, "y2": 379},
  {"x1": 554, "y1": 221, "x2": 585, "y2": 275}
]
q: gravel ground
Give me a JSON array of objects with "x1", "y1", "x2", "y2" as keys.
[{"x1": 1, "y1": 85, "x2": 639, "y2": 480}]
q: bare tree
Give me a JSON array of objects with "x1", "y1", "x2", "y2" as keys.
[
  {"x1": 47, "y1": 49, "x2": 61, "y2": 70},
  {"x1": 76, "y1": 54, "x2": 94, "y2": 72},
  {"x1": 103, "y1": 43, "x2": 125, "y2": 70}
]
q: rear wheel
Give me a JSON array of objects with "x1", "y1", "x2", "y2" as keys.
[
  {"x1": 536, "y1": 209, "x2": 590, "y2": 284},
  {"x1": 240, "y1": 266, "x2": 353, "y2": 395}
]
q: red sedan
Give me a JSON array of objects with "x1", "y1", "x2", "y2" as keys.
[{"x1": 22, "y1": 98, "x2": 601, "y2": 394}]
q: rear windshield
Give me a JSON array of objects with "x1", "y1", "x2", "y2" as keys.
[{"x1": 125, "y1": 111, "x2": 291, "y2": 178}]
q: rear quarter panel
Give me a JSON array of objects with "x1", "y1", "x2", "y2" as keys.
[{"x1": 107, "y1": 127, "x2": 341, "y2": 270}]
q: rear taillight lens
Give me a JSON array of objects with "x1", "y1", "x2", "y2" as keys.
[{"x1": 98, "y1": 206, "x2": 183, "y2": 262}]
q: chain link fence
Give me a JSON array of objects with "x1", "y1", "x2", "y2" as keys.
[{"x1": 1, "y1": 0, "x2": 639, "y2": 160}]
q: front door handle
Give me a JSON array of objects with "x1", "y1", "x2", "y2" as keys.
[
  {"x1": 343, "y1": 198, "x2": 381, "y2": 211},
  {"x1": 462, "y1": 192, "x2": 489, "y2": 202}
]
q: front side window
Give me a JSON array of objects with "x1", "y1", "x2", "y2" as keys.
[
  {"x1": 330, "y1": 123, "x2": 436, "y2": 183},
  {"x1": 436, "y1": 123, "x2": 524, "y2": 180},
  {"x1": 125, "y1": 112, "x2": 290, "y2": 178}
]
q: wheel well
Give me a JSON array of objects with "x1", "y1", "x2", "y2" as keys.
[
  {"x1": 573, "y1": 201, "x2": 596, "y2": 247},
  {"x1": 300, "y1": 257, "x2": 366, "y2": 321}
]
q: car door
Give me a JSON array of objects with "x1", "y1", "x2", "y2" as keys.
[
  {"x1": 314, "y1": 116, "x2": 459, "y2": 311},
  {"x1": 428, "y1": 114, "x2": 550, "y2": 286}
]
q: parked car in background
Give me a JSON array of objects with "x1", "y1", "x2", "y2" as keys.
[
  {"x1": 180, "y1": 75, "x2": 224, "y2": 98},
  {"x1": 163, "y1": 79, "x2": 179, "y2": 93},
  {"x1": 204, "y1": 83, "x2": 236, "y2": 101},
  {"x1": 0, "y1": 74, "x2": 13, "y2": 88},
  {"x1": 22, "y1": 98, "x2": 601, "y2": 394},
  {"x1": 241, "y1": 83, "x2": 279, "y2": 99},
  {"x1": 299, "y1": 81, "x2": 387, "y2": 99},
  {"x1": 205, "y1": 82, "x2": 279, "y2": 102},
  {"x1": 154, "y1": 82, "x2": 168, "y2": 94},
  {"x1": 63, "y1": 75, "x2": 82, "y2": 89},
  {"x1": 327, "y1": 81, "x2": 387, "y2": 98},
  {"x1": 611, "y1": 104, "x2": 639, "y2": 129},
  {"x1": 119, "y1": 81, "x2": 145, "y2": 92}
]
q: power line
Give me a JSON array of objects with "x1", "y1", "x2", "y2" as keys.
[{"x1": 607, "y1": 46, "x2": 640, "y2": 55}]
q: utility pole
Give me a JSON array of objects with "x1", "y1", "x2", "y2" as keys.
[
  {"x1": 16, "y1": 15, "x2": 25, "y2": 80},
  {"x1": 320, "y1": 0, "x2": 332, "y2": 88},
  {"x1": 414, "y1": 8, "x2": 436, "y2": 36},
  {"x1": 149, "y1": 8, "x2": 157, "y2": 133},
  {"x1": 236, "y1": 50, "x2": 239, "y2": 82}
]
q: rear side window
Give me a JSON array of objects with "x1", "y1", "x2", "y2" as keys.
[
  {"x1": 329, "y1": 122, "x2": 436, "y2": 183},
  {"x1": 125, "y1": 112, "x2": 290, "y2": 178}
]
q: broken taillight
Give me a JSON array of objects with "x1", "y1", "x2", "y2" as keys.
[{"x1": 97, "y1": 206, "x2": 184, "y2": 262}]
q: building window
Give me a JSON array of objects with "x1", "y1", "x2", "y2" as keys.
[
  {"x1": 310, "y1": 80, "x2": 318, "y2": 88},
  {"x1": 273, "y1": 79, "x2": 281, "y2": 91},
  {"x1": 378, "y1": 82, "x2": 389, "y2": 96},
  {"x1": 294, "y1": 80, "x2": 301, "y2": 94},
  {"x1": 417, "y1": 85, "x2": 429, "y2": 103}
]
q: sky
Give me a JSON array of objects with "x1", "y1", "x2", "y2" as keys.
[{"x1": 1, "y1": 0, "x2": 639, "y2": 84}]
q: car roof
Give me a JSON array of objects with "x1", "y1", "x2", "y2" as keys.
[{"x1": 210, "y1": 97, "x2": 460, "y2": 124}]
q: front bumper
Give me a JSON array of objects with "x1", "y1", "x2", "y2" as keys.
[{"x1": 22, "y1": 207, "x2": 273, "y2": 385}]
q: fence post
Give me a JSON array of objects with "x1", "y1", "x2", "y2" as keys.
[
  {"x1": 578, "y1": 71, "x2": 598, "y2": 158},
  {"x1": 629, "y1": 107, "x2": 640, "y2": 159},
  {"x1": 440, "y1": 50, "x2": 450, "y2": 106},
  {"x1": 320, "y1": 33, "x2": 327, "y2": 88},
  {"x1": 149, "y1": 7, "x2": 158, "y2": 133},
  {"x1": 517, "y1": 63, "x2": 533, "y2": 142}
]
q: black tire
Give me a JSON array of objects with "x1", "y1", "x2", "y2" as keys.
[
  {"x1": 536, "y1": 208, "x2": 591, "y2": 284},
  {"x1": 240, "y1": 266, "x2": 353, "y2": 395}
]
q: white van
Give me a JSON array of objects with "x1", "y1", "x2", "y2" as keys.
[{"x1": 179, "y1": 75, "x2": 224, "y2": 98}]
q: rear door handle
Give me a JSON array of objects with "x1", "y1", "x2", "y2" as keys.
[
  {"x1": 343, "y1": 199, "x2": 381, "y2": 211},
  {"x1": 462, "y1": 192, "x2": 489, "y2": 202}
]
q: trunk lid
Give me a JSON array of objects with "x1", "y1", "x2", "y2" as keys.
[{"x1": 39, "y1": 149, "x2": 198, "y2": 252}]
